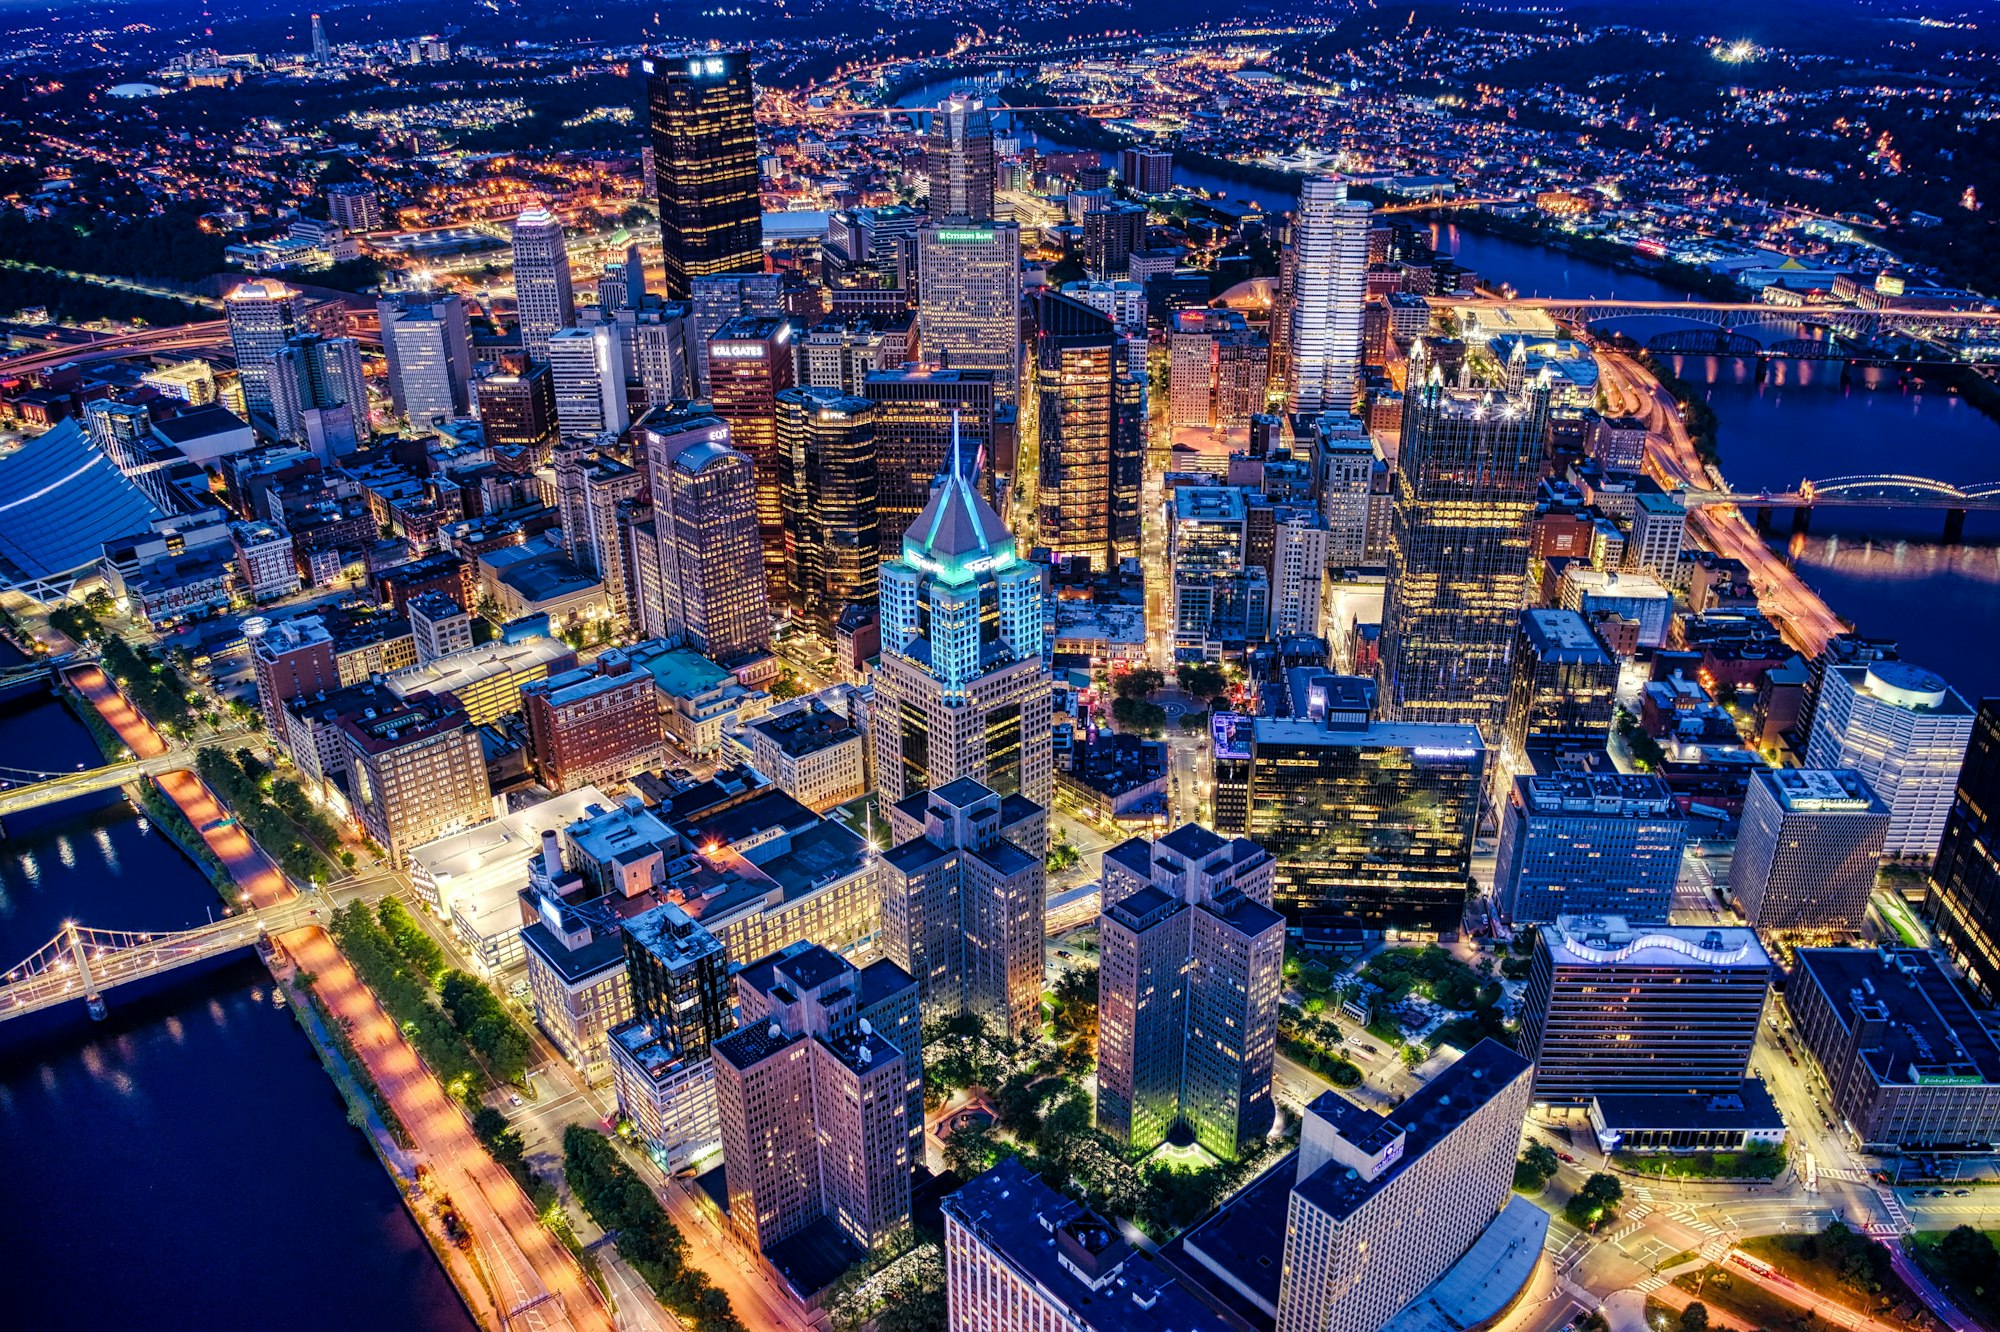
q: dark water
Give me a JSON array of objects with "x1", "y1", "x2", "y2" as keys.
[{"x1": 0, "y1": 648, "x2": 474, "y2": 1332}]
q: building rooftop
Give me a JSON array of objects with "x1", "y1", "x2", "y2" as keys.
[
  {"x1": 0, "y1": 420, "x2": 166, "y2": 591},
  {"x1": 387, "y1": 635, "x2": 575, "y2": 702},
  {"x1": 337, "y1": 691, "x2": 469, "y2": 754},
  {"x1": 1519, "y1": 607, "x2": 1614, "y2": 663},
  {"x1": 1590, "y1": 1080, "x2": 1785, "y2": 1133},
  {"x1": 1378, "y1": 1197, "x2": 1549, "y2": 1332},
  {"x1": 407, "y1": 787, "x2": 608, "y2": 887},
  {"x1": 1754, "y1": 767, "x2": 1887, "y2": 815},
  {"x1": 1836, "y1": 660, "x2": 1973, "y2": 717},
  {"x1": 1249, "y1": 716, "x2": 1486, "y2": 755},
  {"x1": 632, "y1": 645, "x2": 733, "y2": 699},
  {"x1": 1794, "y1": 948, "x2": 2000, "y2": 1089},
  {"x1": 1545, "y1": 915, "x2": 1771, "y2": 972},
  {"x1": 751, "y1": 700, "x2": 858, "y2": 759},
  {"x1": 1516, "y1": 771, "x2": 1680, "y2": 816},
  {"x1": 623, "y1": 900, "x2": 724, "y2": 971}
]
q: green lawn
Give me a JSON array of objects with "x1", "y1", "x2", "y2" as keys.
[
  {"x1": 1737, "y1": 1233, "x2": 1929, "y2": 1330},
  {"x1": 1674, "y1": 1266, "x2": 1826, "y2": 1332},
  {"x1": 1616, "y1": 1145, "x2": 1786, "y2": 1180},
  {"x1": 1908, "y1": 1230, "x2": 2000, "y2": 1327}
]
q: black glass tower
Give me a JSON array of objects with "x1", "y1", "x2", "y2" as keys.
[{"x1": 648, "y1": 51, "x2": 764, "y2": 298}]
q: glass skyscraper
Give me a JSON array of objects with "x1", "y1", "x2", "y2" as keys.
[{"x1": 648, "y1": 51, "x2": 764, "y2": 298}]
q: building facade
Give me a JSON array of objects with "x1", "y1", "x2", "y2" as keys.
[
  {"x1": 1285, "y1": 177, "x2": 1371, "y2": 414},
  {"x1": 648, "y1": 51, "x2": 764, "y2": 298},
  {"x1": 1805, "y1": 660, "x2": 1976, "y2": 859},
  {"x1": 1729, "y1": 767, "x2": 1890, "y2": 943},
  {"x1": 1493, "y1": 772, "x2": 1688, "y2": 924},
  {"x1": 915, "y1": 221, "x2": 1020, "y2": 407},
  {"x1": 510, "y1": 206, "x2": 576, "y2": 360},
  {"x1": 776, "y1": 386, "x2": 879, "y2": 623},
  {"x1": 338, "y1": 692, "x2": 490, "y2": 865},
  {"x1": 1928, "y1": 699, "x2": 2000, "y2": 1003},
  {"x1": 639, "y1": 408, "x2": 773, "y2": 665}
]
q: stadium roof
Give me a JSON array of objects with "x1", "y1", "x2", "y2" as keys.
[{"x1": 0, "y1": 420, "x2": 165, "y2": 601}]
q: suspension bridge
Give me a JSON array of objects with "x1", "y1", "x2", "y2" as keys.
[{"x1": 0, "y1": 729, "x2": 253, "y2": 821}]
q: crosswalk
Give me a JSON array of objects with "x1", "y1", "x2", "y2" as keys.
[
  {"x1": 1604, "y1": 1204, "x2": 1654, "y2": 1244},
  {"x1": 1877, "y1": 1188, "x2": 1912, "y2": 1233},
  {"x1": 1634, "y1": 1274, "x2": 1670, "y2": 1294}
]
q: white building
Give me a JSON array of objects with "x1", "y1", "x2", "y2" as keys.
[
  {"x1": 1286, "y1": 178, "x2": 1371, "y2": 414},
  {"x1": 511, "y1": 205, "x2": 576, "y2": 361},
  {"x1": 378, "y1": 290, "x2": 473, "y2": 426},
  {"x1": 547, "y1": 324, "x2": 629, "y2": 439},
  {"x1": 916, "y1": 221, "x2": 1021, "y2": 407},
  {"x1": 224, "y1": 280, "x2": 302, "y2": 416},
  {"x1": 1805, "y1": 660, "x2": 1976, "y2": 858}
]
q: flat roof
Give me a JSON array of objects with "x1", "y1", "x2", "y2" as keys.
[
  {"x1": 1794, "y1": 948, "x2": 2000, "y2": 1088},
  {"x1": 408, "y1": 787, "x2": 608, "y2": 884},
  {"x1": 1545, "y1": 916, "x2": 1771, "y2": 973},
  {"x1": 1378, "y1": 1196, "x2": 1548, "y2": 1332},
  {"x1": 1754, "y1": 767, "x2": 1887, "y2": 815},
  {"x1": 1250, "y1": 716, "x2": 1486, "y2": 754}
]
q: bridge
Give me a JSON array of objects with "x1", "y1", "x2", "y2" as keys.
[
  {"x1": 0, "y1": 730, "x2": 253, "y2": 821},
  {"x1": 1679, "y1": 475, "x2": 2000, "y2": 541},
  {"x1": 0, "y1": 900, "x2": 318, "y2": 1021},
  {"x1": 1491, "y1": 297, "x2": 2000, "y2": 353}
]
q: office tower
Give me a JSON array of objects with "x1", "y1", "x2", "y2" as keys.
[
  {"x1": 622, "y1": 303, "x2": 696, "y2": 406},
  {"x1": 324, "y1": 182, "x2": 379, "y2": 231},
  {"x1": 231, "y1": 519, "x2": 299, "y2": 602},
  {"x1": 1083, "y1": 202, "x2": 1147, "y2": 281},
  {"x1": 607, "y1": 899, "x2": 733, "y2": 1168},
  {"x1": 1785, "y1": 947, "x2": 2000, "y2": 1152},
  {"x1": 1314, "y1": 412, "x2": 1374, "y2": 566},
  {"x1": 337, "y1": 692, "x2": 489, "y2": 865},
  {"x1": 270, "y1": 333, "x2": 365, "y2": 455},
  {"x1": 1213, "y1": 674, "x2": 1482, "y2": 932},
  {"x1": 511, "y1": 206, "x2": 575, "y2": 360},
  {"x1": 945, "y1": 1160, "x2": 1229, "y2": 1332},
  {"x1": 1097, "y1": 826, "x2": 1282, "y2": 1159},
  {"x1": 546, "y1": 324, "x2": 628, "y2": 439},
  {"x1": 639, "y1": 407, "x2": 771, "y2": 664},
  {"x1": 1271, "y1": 507, "x2": 1331, "y2": 639},
  {"x1": 556, "y1": 448, "x2": 645, "y2": 625},
  {"x1": 916, "y1": 221, "x2": 1020, "y2": 407},
  {"x1": 1286, "y1": 177, "x2": 1371, "y2": 413},
  {"x1": 310, "y1": 11, "x2": 331, "y2": 61},
  {"x1": 475, "y1": 353, "x2": 559, "y2": 456},
  {"x1": 1930, "y1": 700, "x2": 2000, "y2": 1002},
  {"x1": 802, "y1": 315, "x2": 915, "y2": 396},
  {"x1": 707, "y1": 315, "x2": 798, "y2": 595},
  {"x1": 872, "y1": 443, "x2": 1052, "y2": 805},
  {"x1": 1730, "y1": 767, "x2": 1889, "y2": 942},
  {"x1": 689, "y1": 272, "x2": 783, "y2": 394},
  {"x1": 249, "y1": 614, "x2": 340, "y2": 739},
  {"x1": 926, "y1": 96, "x2": 996, "y2": 221},
  {"x1": 522, "y1": 654, "x2": 661, "y2": 792},
  {"x1": 775, "y1": 386, "x2": 878, "y2": 624},
  {"x1": 82, "y1": 398, "x2": 153, "y2": 473},
  {"x1": 1503, "y1": 608, "x2": 1618, "y2": 769},
  {"x1": 1027, "y1": 290, "x2": 1142, "y2": 571},
  {"x1": 224, "y1": 280, "x2": 302, "y2": 417},
  {"x1": 1119, "y1": 146, "x2": 1174, "y2": 195},
  {"x1": 648, "y1": 50, "x2": 763, "y2": 299},
  {"x1": 713, "y1": 946, "x2": 915, "y2": 1258},
  {"x1": 862, "y1": 367, "x2": 995, "y2": 538},
  {"x1": 880, "y1": 779, "x2": 1046, "y2": 1040},
  {"x1": 1168, "y1": 308, "x2": 1269, "y2": 430},
  {"x1": 406, "y1": 591, "x2": 472, "y2": 665},
  {"x1": 1494, "y1": 773, "x2": 1688, "y2": 924},
  {"x1": 378, "y1": 290, "x2": 472, "y2": 426},
  {"x1": 1805, "y1": 659, "x2": 1976, "y2": 859},
  {"x1": 1626, "y1": 491, "x2": 1686, "y2": 580},
  {"x1": 1517, "y1": 916, "x2": 1772, "y2": 1102},
  {"x1": 1379, "y1": 364, "x2": 1550, "y2": 738},
  {"x1": 1169, "y1": 487, "x2": 1268, "y2": 656}
]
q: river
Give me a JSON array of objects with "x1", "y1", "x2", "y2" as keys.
[{"x1": 0, "y1": 646, "x2": 474, "y2": 1332}]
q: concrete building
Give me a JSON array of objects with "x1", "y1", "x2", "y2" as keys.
[
  {"x1": 520, "y1": 886, "x2": 635, "y2": 1083},
  {"x1": 746, "y1": 698, "x2": 867, "y2": 812},
  {"x1": 916, "y1": 221, "x2": 1020, "y2": 407},
  {"x1": 522, "y1": 650, "x2": 663, "y2": 792},
  {"x1": 1315, "y1": 412, "x2": 1375, "y2": 567},
  {"x1": 1286, "y1": 177, "x2": 1371, "y2": 414},
  {"x1": 547, "y1": 324, "x2": 630, "y2": 439},
  {"x1": 384, "y1": 635, "x2": 577, "y2": 726},
  {"x1": 1097, "y1": 825, "x2": 1284, "y2": 1160},
  {"x1": 1805, "y1": 660, "x2": 1976, "y2": 859},
  {"x1": 1503, "y1": 608, "x2": 1617, "y2": 768},
  {"x1": 880, "y1": 779, "x2": 1046, "y2": 1042},
  {"x1": 872, "y1": 437, "x2": 1051, "y2": 805},
  {"x1": 1493, "y1": 772, "x2": 1688, "y2": 924},
  {"x1": 378, "y1": 289, "x2": 473, "y2": 426},
  {"x1": 1730, "y1": 768, "x2": 1890, "y2": 943},
  {"x1": 511, "y1": 206, "x2": 575, "y2": 360},
  {"x1": 223, "y1": 279, "x2": 302, "y2": 417},
  {"x1": 1517, "y1": 915, "x2": 1772, "y2": 1102},
  {"x1": 1928, "y1": 699, "x2": 2000, "y2": 1002},
  {"x1": 639, "y1": 407, "x2": 772, "y2": 665},
  {"x1": 404, "y1": 788, "x2": 607, "y2": 969},
  {"x1": 1169, "y1": 308, "x2": 1269, "y2": 430},
  {"x1": 1557, "y1": 567, "x2": 1672, "y2": 651},
  {"x1": 1787, "y1": 947, "x2": 2000, "y2": 1151},
  {"x1": 338, "y1": 691, "x2": 491, "y2": 865},
  {"x1": 1625, "y1": 491, "x2": 1686, "y2": 582},
  {"x1": 407, "y1": 591, "x2": 473, "y2": 666},
  {"x1": 230, "y1": 519, "x2": 299, "y2": 602}
]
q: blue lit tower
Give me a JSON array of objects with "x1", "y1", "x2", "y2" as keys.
[{"x1": 872, "y1": 422, "x2": 1051, "y2": 805}]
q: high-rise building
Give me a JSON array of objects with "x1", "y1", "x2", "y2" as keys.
[
  {"x1": 1212, "y1": 675, "x2": 1483, "y2": 933},
  {"x1": 1494, "y1": 772, "x2": 1688, "y2": 924},
  {"x1": 224, "y1": 280, "x2": 302, "y2": 417},
  {"x1": 310, "y1": 11, "x2": 332, "y2": 62},
  {"x1": 378, "y1": 290, "x2": 473, "y2": 426},
  {"x1": 231, "y1": 519, "x2": 300, "y2": 602},
  {"x1": 474, "y1": 353, "x2": 559, "y2": 457},
  {"x1": 270, "y1": 333, "x2": 365, "y2": 455},
  {"x1": 862, "y1": 367, "x2": 995, "y2": 538},
  {"x1": 1027, "y1": 290, "x2": 1142, "y2": 572},
  {"x1": 775, "y1": 386, "x2": 878, "y2": 624},
  {"x1": 707, "y1": 315, "x2": 798, "y2": 595},
  {"x1": 1379, "y1": 364, "x2": 1550, "y2": 738},
  {"x1": 510, "y1": 206, "x2": 575, "y2": 361},
  {"x1": 1285, "y1": 177, "x2": 1371, "y2": 414},
  {"x1": 1169, "y1": 486, "x2": 1268, "y2": 657},
  {"x1": 1270, "y1": 506, "x2": 1332, "y2": 639},
  {"x1": 249, "y1": 614, "x2": 340, "y2": 739},
  {"x1": 324, "y1": 181, "x2": 378, "y2": 230},
  {"x1": 607, "y1": 899, "x2": 734, "y2": 1169},
  {"x1": 1805, "y1": 659, "x2": 1976, "y2": 859},
  {"x1": 1119, "y1": 146, "x2": 1174, "y2": 195},
  {"x1": 82, "y1": 399, "x2": 154, "y2": 474},
  {"x1": 547, "y1": 324, "x2": 629, "y2": 439},
  {"x1": 1503, "y1": 608, "x2": 1618, "y2": 769},
  {"x1": 688, "y1": 272, "x2": 783, "y2": 395},
  {"x1": 872, "y1": 441, "x2": 1052, "y2": 805},
  {"x1": 1929, "y1": 699, "x2": 2000, "y2": 1002},
  {"x1": 1083, "y1": 202, "x2": 1148, "y2": 281},
  {"x1": 1315, "y1": 412, "x2": 1375, "y2": 567},
  {"x1": 522, "y1": 651, "x2": 662, "y2": 792},
  {"x1": 916, "y1": 221, "x2": 1020, "y2": 407},
  {"x1": 639, "y1": 407, "x2": 772, "y2": 665},
  {"x1": 648, "y1": 51, "x2": 763, "y2": 299},
  {"x1": 712, "y1": 945, "x2": 915, "y2": 1258},
  {"x1": 1097, "y1": 825, "x2": 1282, "y2": 1159},
  {"x1": 880, "y1": 779, "x2": 1046, "y2": 1041},
  {"x1": 1730, "y1": 767, "x2": 1889, "y2": 943},
  {"x1": 1168, "y1": 308, "x2": 1269, "y2": 430},
  {"x1": 554, "y1": 447, "x2": 645, "y2": 624},
  {"x1": 337, "y1": 691, "x2": 490, "y2": 865},
  {"x1": 406, "y1": 592, "x2": 472, "y2": 665},
  {"x1": 1517, "y1": 916, "x2": 1772, "y2": 1102},
  {"x1": 1626, "y1": 490, "x2": 1686, "y2": 581},
  {"x1": 926, "y1": 96, "x2": 996, "y2": 221}
]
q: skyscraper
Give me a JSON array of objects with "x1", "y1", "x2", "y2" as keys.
[
  {"x1": 689, "y1": 272, "x2": 783, "y2": 394},
  {"x1": 775, "y1": 386, "x2": 878, "y2": 625},
  {"x1": 916, "y1": 221, "x2": 1020, "y2": 406},
  {"x1": 378, "y1": 289, "x2": 472, "y2": 425},
  {"x1": 1379, "y1": 361, "x2": 1550, "y2": 737},
  {"x1": 1285, "y1": 177, "x2": 1371, "y2": 413},
  {"x1": 1730, "y1": 767, "x2": 1889, "y2": 944},
  {"x1": 1493, "y1": 772, "x2": 1689, "y2": 924},
  {"x1": 1097, "y1": 825, "x2": 1283, "y2": 1160},
  {"x1": 224, "y1": 280, "x2": 302, "y2": 417},
  {"x1": 862, "y1": 366, "x2": 995, "y2": 538},
  {"x1": 926, "y1": 96, "x2": 996, "y2": 221},
  {"x1": 648, "y1": 51, "x2": 763, "y2": 299},
  {"x1": 1929, "y1": 699, "x2": 2000, "y2": 1002},
  {"x1": 1027, "y1": 290, "x2": 1142, "y2": 572},
  {"x1": 546, "y1": 324, "x2": 629, "y2": 439},
  {"x1": 871, "y1": 437, "x2": 1052, "y2": 805},
  {"x1": 511, "y1": 206, "x2": 575, "y2": 361},
  {"x1": 270, "y1": 333, "x2": 365, "y2": 456},
  {"x1": 474, "y1": 352, "x2": 558, "y2": 458},
  {"x1": 1804, "y1": 659, "x2": 1976, "y2": 859},
  {"x1": 639, "y1": 407, "x2": 771, "y2": 665},
  {"x1": 706, "y1": 315, "x2": 797, "y2": 595},
  {"x1": 1503, "y1": 608, "x2": 1619, "y2": 768}
]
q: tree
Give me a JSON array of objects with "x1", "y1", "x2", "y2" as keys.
[
  {"x1": 1678, "y1": 1302, "x2": 1708, "y2": 1332},
  {"x1": 1515, "y1": 1143, "x2": 1559, "y2": 1191},
  {"x1": 1939, "y1": 1225, "x2": 1997, "y2": 1289},
  {"x1": 1113, "y1": 667, "x2": 1164, "y2": 699},
  {"x1": 1565, "y1": 1172, "x2": 1623, "y2": 1230},
  {"x1": 943, "y1": 1121, "x2": 1004, "y2": 1179},
  {"x1": 1175, "y1": 661, "x2": 1226, "y2": 699}
]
